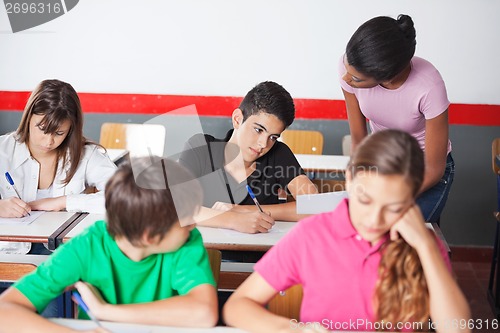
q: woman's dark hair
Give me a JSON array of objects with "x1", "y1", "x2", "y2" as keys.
[
  {"x1": 239, "y1": 81, "x2": 295, "y2": 128},
  {"x1": 345, "y1": 14, "x2": 416, "y2": 82},
  {"x1": 16, "y1": 79, "x2": 89, "y2": 184},
  {"x1": 105, "y1": 157, "x2": 202, "y2": 246}
]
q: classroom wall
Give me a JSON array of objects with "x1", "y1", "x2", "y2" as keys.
[{"x1": 1, "y1": 0, "x2": 499, "y2": 246}]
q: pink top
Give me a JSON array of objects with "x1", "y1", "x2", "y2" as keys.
[
  {"x1": 254, "y1": 199, "x2": 451, "y2": 331},
  {"x1": 338, "y1": 56, "x2": 452, "y2": 154}
]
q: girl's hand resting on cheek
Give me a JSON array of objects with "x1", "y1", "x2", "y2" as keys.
[{"x1": 389, "y1": 204, "x2": 434, "y2": 251}]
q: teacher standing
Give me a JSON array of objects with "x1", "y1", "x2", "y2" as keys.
[{"x1": 339, "y1": 14, "x2": 454, "y2": 223}]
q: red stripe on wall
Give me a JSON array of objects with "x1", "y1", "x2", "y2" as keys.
[
  {"x1": 1, "y1": 91, "x2": 499, "y2": 126},
  {"x1": 448, "y1": 103, "x2": 500, "y2": 126}
]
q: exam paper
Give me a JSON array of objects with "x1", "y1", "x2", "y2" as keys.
[
  {"x1": 296, "y1": 191, "x2": 348, "y2": 214},
  {"x1": 0, "y1": 211, "x2": 44, "y2": 225}
]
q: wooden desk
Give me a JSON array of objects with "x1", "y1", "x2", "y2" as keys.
[
  {"x1": 57, "y1": 216, "x2": 450, "y2": 291},
  {"x1": 61, "y1": 216, "x2": 296, "y2": 253},
  {"x1": 50, "y1": 318, "x2": 246, "y2": 332},
  {"x1": 0, "y1": 212, "x2": 80, "y2": 250},
  {"x1": 59, "y1": 213, "x2": 104, "y2": 245},
  {"x1": 295, "y1": 154, "x2": 350, "y2": 173},
  {"x1": 198, "y1": 222, "x2": 297, "y2": 252},
  {"x1": 60, "y1": 217, "x2": 449, "y2": 256},
  {"x1": 198, "y1": 222, "x2": 298, "y2": 290}
]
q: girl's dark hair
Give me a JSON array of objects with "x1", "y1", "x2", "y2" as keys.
[
  {"x1": 346, "y1": 14, "x2": 416, "y2": 82},
  {"x1": 349, "y1": 130, "x2": 429, "y2": 330},
  {"x1": 239, "y1": 81, "x2": 295, "y2": 128},
  {"x1": 16, "y1": 79, "x2": 89, "y2": 184},
  {"x1": 105, "y1": 157, "x2": 202, "y2": 245}
]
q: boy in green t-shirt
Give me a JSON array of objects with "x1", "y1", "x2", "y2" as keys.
[{"x1": 0, "y1": 157, "x2": 218, "y2": 332}]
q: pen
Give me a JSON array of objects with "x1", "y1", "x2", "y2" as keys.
[
  {"x1": 246, "y1": 185, "x2": 264, "y2": 213},
  {"x1": 72, "y1": 291, "x2": 104, "y2": 328},
  {"x1": 4, "y1": 172, "x2": 30, "y2": 216}
]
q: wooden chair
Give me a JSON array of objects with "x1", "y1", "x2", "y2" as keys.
[
  {"x1": 488, "y1": 138, "x2": 500, "y2": 318},
  {"x1": 493, "y1": 138, "x2": 500, "y2": 175},
  {"x1": 311, "y1": 179, "x2": 346, "y2": 193},
  {"x1": 206, "y1": 249, "x2": 221, "y2": 287},
  {"x1": 0, "y1": 262, "x2": 37, "y2": 282},
  {"x1": 280, "y1": 130, "x2": 324, "y2": 155},
  {"x1": 99, "y1": 122, "x2": 166, "y2": 157},
  {"x1": 267, "y1": 284, "x2": 303, "y2": 321},
  {"x1": 0, "y1": 254, "x2": 48, "y2": 283}
]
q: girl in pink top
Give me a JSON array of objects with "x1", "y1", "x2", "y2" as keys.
[
  {"x1": 339, "y1": 15, "x2": 454, "y2": 224},
  {"x1": 223, "y1": 130, "x2": 470, "y2": 332}
]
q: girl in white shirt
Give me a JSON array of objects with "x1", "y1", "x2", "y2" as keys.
[{"x1": 0, "y1": 79, "x2": 117, "y2": 254}]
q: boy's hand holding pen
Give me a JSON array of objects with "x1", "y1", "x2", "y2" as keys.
[{"x1": 244, "y1": 185, "x2": 275, "y2": 233}]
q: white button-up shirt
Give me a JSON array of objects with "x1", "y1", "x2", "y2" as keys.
[
  {"x1": 0, "y1": 133, "x2": 117, "y2": 254},
  {"x1": 0, "y1": 133, "x2": 117, "y2": 213}
]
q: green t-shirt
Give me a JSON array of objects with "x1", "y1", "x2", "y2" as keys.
[{"x1": 14, "y1": 221, "x2": 215, "y2": 317}]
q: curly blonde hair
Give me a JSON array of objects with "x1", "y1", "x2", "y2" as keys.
[
  {"x1": 375, "y1": 239, "x2": 430, "y2": 331},
  {"x1": 349, "y1": 130, "x2": 429, "y2": 331}
]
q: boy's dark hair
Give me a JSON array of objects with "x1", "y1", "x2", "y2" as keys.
[
  {"x1": 105, "y1": 157, "x2": 202, "y2": 245},
  {"x1": 239, "y1": 81, "x2": 295, "y2": 128},
  {"x1": 346, "y1": 14, "x2": 416, "y2": 82}
]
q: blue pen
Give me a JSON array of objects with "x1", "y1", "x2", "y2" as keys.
[
  {"x1": 72, "y1": 291, "x2": 104, "y2": 328},
  {"x1": 5, "y1": 172, "x2": 30, "y2": 216},
  {"x1": 246, "y1": 185, "x2": 264, "y2": 213}
]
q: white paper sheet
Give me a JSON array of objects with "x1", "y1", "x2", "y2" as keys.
[
  {"x1": 0, "y1": 211, "x2": 44, "y2": 225},
  {"x1": 296, "y1": 191, "x2": 348, "y2": 214}
]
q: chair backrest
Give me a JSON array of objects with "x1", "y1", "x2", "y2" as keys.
[
  {"x1": 99, "y1": 123, "x2": 166, "y2": 157},
  {"x1": 342, "y1": 134, "x2": 352, "y2": 156},
  {"x1": 493, "y1": 138, "x2": 500, "y2": 175},
  {"x1": 0, "y1": 255, "x2": 48, "y2": 283},
  {"x1": 0, "y1": 263, "x2": 37, "y2": 282},
  {"x1": 206, "y1": 249, "x2": 221, "y2": 287},
  {"x1": 267, "y1": 284, "x2": 303, "y2": 321},
  {"x1": 311, "y1": 179, "x2": 346, "y2": 193},
  {"x1": 280, "y1": 130, "x2": 324, "y2": 155}
]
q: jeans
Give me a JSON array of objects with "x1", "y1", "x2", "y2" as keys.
[{"x1": 416, "y1": 153, "x2": 455, "y2": 224}]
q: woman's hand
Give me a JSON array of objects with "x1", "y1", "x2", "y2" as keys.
[
  {"x1": 29, "y1": 196, "x2": 66, "y2": 212},
  {"x1": 0, "y1": 197, "x2": 31, "y2": 217},
  {"x1": 389, "y1": 204, "x2": 434, "y2": 251}
]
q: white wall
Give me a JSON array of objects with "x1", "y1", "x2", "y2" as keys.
[{"x1": 0, "y1": 0, "x2": 499, "y2": 104}]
